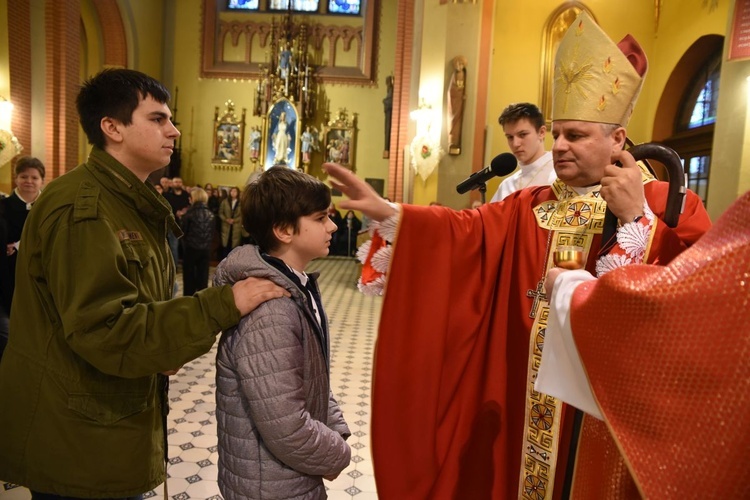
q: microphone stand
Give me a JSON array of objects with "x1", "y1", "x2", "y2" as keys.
[{"x1": 478, "y1": 183, "x2": 487, "y2": 205}]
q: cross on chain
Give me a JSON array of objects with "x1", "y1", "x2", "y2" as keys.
[{"x1": 527, "y1": 278, "x2": 547, "y2": 319}]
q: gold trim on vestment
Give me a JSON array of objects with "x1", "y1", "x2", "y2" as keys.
[{"x1": 519, "y1": 182, "x2": 607, "y2": 500}]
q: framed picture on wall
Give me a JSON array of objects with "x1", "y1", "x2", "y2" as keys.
[
  {"x1": 322, "y1": 108, "x2": 357, "y2": 170},
  {"x1": 263, "y1": 98, "x2": 301, "y2": 169},
  {"x1": 212, "y1": 100, "x2": 246, "y2": 169}
]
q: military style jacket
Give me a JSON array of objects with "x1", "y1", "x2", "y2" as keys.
[{"x1": 0, "y1": 147, "x2": 241, "y2": 497}]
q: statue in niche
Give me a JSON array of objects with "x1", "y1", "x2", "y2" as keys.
[
  {"x1": 382, "y1": 75, "x2": 394, "y2": 159},
  {"x1": 272, "y1": 111, "x2": 291, "y2": 165},
  {"x1": 447, "y1": 55, "x2": 467, "y2": 155}
]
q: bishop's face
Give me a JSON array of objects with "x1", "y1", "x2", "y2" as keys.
[{"x1": 551, "y1": 120, "x2": 624, "y2": 187}]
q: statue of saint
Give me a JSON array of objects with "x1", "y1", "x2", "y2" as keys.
[
  {"x1": 447, "y1": 56, "x2": 467, "y2": 155},
  {"x1": 272, "y1": 112, "x2": 291, "y2": 165},
  {"x1": 382, "y1": 75, "x2": 394, "y2": 158}
]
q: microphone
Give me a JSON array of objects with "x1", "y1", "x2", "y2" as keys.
[{"x1": 455, "y1": 153, "x2": 517, "y2": 194}]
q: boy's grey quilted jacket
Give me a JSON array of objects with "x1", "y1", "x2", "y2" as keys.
[{"x1": 214, "y1": 246, "x2": 351, "y2": 499}]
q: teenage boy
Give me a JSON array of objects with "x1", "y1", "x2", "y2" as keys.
[
  {"x1": 214, "y1": 166, "x2": 351, "y2": 499},
  {"x1": 490, "y1": 102, "x2": 556, "y2": 202}
]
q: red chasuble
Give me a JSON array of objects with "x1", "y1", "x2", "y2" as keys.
[
  {"x1": 371, "y1": 180, "x2": 710, "y2": 499},
  {"x1": 568, "y1": 191, "x2": 750, "y2": 499}
]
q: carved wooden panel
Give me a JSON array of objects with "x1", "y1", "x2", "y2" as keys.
[{"x1": 201, "y1": 0, "x2": 378, "y2": 85}]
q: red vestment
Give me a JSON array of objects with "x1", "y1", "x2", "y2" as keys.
[
  {"x1": 568, "y1": 191, "x2": 750, "y2": 498},
  {"x1": 372, "y1": 181, "x2": 711, "y2": 499}
]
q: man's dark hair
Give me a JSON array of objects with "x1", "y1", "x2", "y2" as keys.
[
  {"x1": 76, "y1": 69, "x2": 171, "y2": 149},
  {"x1": 498, "y1": 102, "x2": 545, "y2": 130},
  {"x1": 241, "y1": 166, "x2": 331, "y2": 252}
]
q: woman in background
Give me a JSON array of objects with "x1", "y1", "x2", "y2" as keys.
[
  {"x1": 219, "y1": 186, "x2": 243, "y2": 259},
  {"x1": 1, "y1": 156, "x2": 45, "y2": 314},
  {"x1": 180, "y1": 187, "x2": 215, "y2": 296}
]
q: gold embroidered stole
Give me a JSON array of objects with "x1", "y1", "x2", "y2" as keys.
[{"x1": 518, "y1": 180, "x2": 607, "y2": 500}]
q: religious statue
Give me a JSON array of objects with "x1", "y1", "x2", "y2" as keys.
[
  {"x1": 278, "y1": 42, "x2": 294, "y2": 94},
  {"x1": 272, "y1": 111, "x2": 291, "y2": 165},
  {"x1": 382, "y1": 75, "x2": 394, "y2": 159},
  {"x1": 248, "y1": 125, "x2": 261, "y2": 161},
  {"x1": 301, "y1": 126, "x2": 314, "y2": 164},
  {"x1": 447, "y1": 56, "x2": 467, "y2": 155}
]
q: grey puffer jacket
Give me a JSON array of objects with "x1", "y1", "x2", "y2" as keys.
[{"x1": 214, "y1": 245, "x2": 351, "y2": 500}]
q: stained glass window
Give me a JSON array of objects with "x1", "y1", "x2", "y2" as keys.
[{"x1": 328, "y1": 0, "x2": 361, "y2": 15}]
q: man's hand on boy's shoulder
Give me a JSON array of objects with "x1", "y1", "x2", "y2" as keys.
[{"x1": 232, "y1": 276, "x2": 290, "y2": 316}]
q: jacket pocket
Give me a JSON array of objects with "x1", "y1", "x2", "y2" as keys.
[
  {"x1": 68, "y1": 393, "x2": 149, "y2": 425},
  {"x1": 121, "y1": 239, "x2": 160, "y2": 300}
]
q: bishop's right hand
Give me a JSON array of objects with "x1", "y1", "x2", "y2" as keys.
[{"x1": 322, "y1": 163, "x2": 396, "y2": 222}]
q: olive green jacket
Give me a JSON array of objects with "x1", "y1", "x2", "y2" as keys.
[{"x1": 0, "y1": 148, "x2": 241, "y2": 497}]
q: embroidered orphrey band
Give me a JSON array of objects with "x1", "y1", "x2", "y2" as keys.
[{"x1": 519, "y1": 185, "x2": 606, "y2": 500}]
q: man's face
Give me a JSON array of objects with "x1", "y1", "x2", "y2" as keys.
[
  {"x1": 551, "y1": 120, "x2": 624, "y2": 187},
  {"x1": 503, "y1": 118, "x2": 545, "y2": 165},
  {"x1": 115, "y1": 95, "x2": 180, "y2": 178},
  {"x1": 160, "y1": 177, "x2": 171, "y2": 190},
  {"x1": 172, "y1": 177, "x2": 183, "y2": 191}
]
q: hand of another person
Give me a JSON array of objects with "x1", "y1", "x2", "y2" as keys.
[
  {"x1": 226, "y1": 218, "x2": 234, "y2": 224},
  {"x1": 232, "y1": 276, "x2": 290, "y2": 316},
  {"x1": 600, "y1": 150, "x2": 646, "y2": 224},
  {"x1": 544, "y1": 267, "x2": 566, "y2": 298},
  {"x1": 6, "y1": 243, "x2": 15, "y2": 256},
  {"x1": 322, "y1": 163, "x2": 397, "y2": 222}
]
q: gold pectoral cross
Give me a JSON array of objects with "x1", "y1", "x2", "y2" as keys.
[{"x1": 527, "y1": 278, "x2": 547, "y2": 319}]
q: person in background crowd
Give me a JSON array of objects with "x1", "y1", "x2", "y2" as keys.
[
  {"x1": 338, "y1": 210, "x2": 361, "y2": 257},
  {"x1": 220, "y1": 186, "x2": 244, "y2": 259},
  {"x1": 0, "y1": 68, "x2": 288, "y2": 499},
  {"x1": 154, "y1": 183, "x2": 164, "y2": 195},
  {"x1": 159, "y1": 176, "x2": 171, "y2": 194},
  {"x1": 0, "y1": 201, "x2": 9, "y2": 362},
  {"x1": 327, "y1": 204, "x2": 344, "y2": 256},
  {"x1": 1, "y1": 156, "x2": 45, "y2": 315},
  {"x1": 180, "y1": 187, "x2": 215, "y2": 296},
  {"x1": 163, "y1": 176, "x2": 190, "y2": 267}
]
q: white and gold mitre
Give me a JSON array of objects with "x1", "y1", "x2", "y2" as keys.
[{"x1": 552, "y1": 12, "x2": 648, "y2": 127}]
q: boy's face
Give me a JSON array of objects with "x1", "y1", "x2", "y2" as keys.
[
  {"x1": 113, "y1": 95, "x2": 180, "y2": 178},
  {"x1": 503, "y1": 118, "x2": 545, "y2": 165},
  {"x1": 284, "y1": 209, "x2": 338, "y2": 269}
]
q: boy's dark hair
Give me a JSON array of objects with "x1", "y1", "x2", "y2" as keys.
[
  {"x1": 498, "y1": 102, "x2": 545, "y2": 130},
  {"x1": 13, "y1": 156, "x2": 45, "y2": 179},
  {"x1": 241, "y1": 166, "x2": 331, "y2": 252},
  {"x1": 76, "y1": 69, "x2": 171, "y2": 149}
]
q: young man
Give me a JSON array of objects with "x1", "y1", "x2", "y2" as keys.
[
  {"x1": 490, "y1": 102, "x2": 556, "y2": 202},
  {"x1": 324, "y1": 12, "x2": 712, "y2": 499},
  {"x1": 0, "y1": 68, "x2": 287, "y2": 499},
  {"x1": 214, "y1": 166, "x2": 350, "y2": 499},
  {"x1": 540, "y1": 191, "x2": 750, "y2": 497}
]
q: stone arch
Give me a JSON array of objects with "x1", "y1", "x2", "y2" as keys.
[{"x1": 652, "y1": 34, "x2": 723, "y2": 141}]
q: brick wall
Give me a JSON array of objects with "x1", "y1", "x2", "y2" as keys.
[{"x1": 45, "y1": 1, "x2": 80, "y2": 179}]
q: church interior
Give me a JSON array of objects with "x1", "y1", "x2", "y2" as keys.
[{"x1": 1, "y1": 0, "x2": 748, "y2": 499}]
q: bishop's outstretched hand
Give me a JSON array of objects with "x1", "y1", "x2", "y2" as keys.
[{"x1": 322, "y1": 163, "x2": 397, "y2": 222}]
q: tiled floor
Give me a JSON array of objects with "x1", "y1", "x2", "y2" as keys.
[{"x1": 1, "y1": 256, "x2": 381, "y2": 499}]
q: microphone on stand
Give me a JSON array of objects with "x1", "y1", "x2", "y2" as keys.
[{"x1": 455, "y1": 153, "x2": 518, "y2": 195}]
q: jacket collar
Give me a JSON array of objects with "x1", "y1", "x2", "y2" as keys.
[{"x1": 85, "y1": 147, "x2": 180, "y2": 234}]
